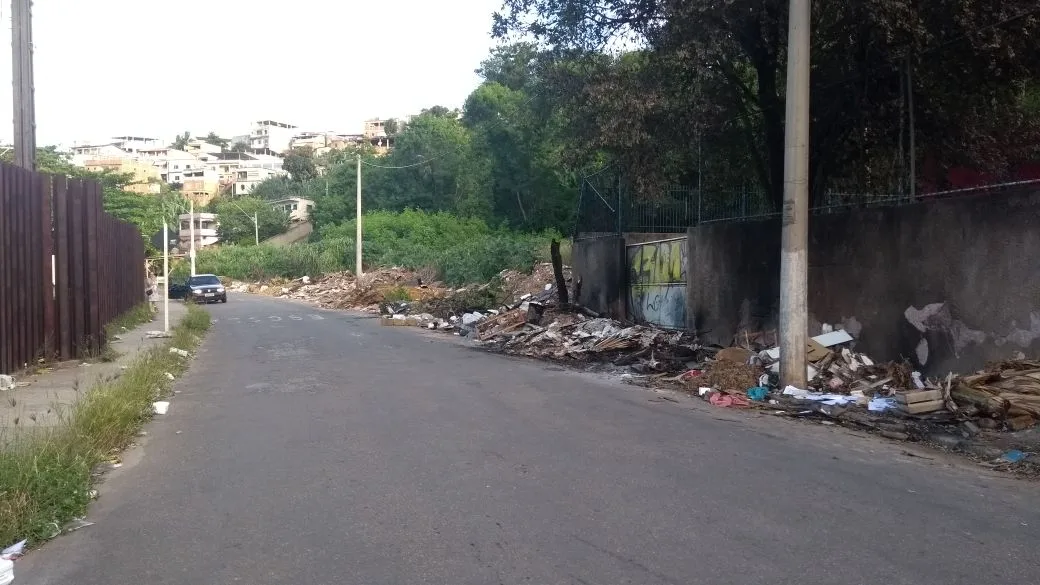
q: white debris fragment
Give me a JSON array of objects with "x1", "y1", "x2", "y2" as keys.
[
  {"x1": 0, "y1": 375, "x2": 14, "y2": 391},
  {"x1": 153, "y1": 401, "x2": 170, "y2": 415},
  {"x1": 169, "y1": 348, "x2": 189, "y2": 357}
]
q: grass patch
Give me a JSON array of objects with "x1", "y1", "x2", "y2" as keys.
[
  {"x1": 103, "y1": 302, "x2": 155, "y2": 340},
  {"x1": 0, "y1": 305, "x2": 211, "y2": 548}
]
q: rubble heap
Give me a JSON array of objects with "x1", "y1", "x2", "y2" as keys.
[
  {"x1": 954, "y1": 360, "x2": 1040, "y2": 431},
  {"x1": 476, "y1": 310, "x2": 701, "y2": 370},
  {"x1": 685, "y1": 327, "x2": 1040, "y2": 453}
]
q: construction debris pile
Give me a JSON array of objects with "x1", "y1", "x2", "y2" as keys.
[
  {"x1": 234, "y1": 268, "x2": 449, "y2": 311},
  {"x1": 684, "y1": 328, "x2": 1040, "y2": 465},
  {"x1": 473, "y1": 310, "x2": 704, "y2": 369}
]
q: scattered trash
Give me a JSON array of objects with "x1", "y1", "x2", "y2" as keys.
[
  {"x1": 999, "y1": 450, "x2": 1028, "y2": 464},
  {"x1": 62, "y1": 518, "x2": 95, "y2": 533},
  {"x1": 153, "y1": 401, "x2": 170, "y2": 415},
  {"x1": 146, "y1": 330, "x2": 171, "y2": 339},
  {"x1": 708, "y1": 392, "x2": 750, "y2": 408},
  {"x1": 0, "y1": 375, "x2": 15, "y2": 391},
  {"x1": 88, "y1": 489, "x2": 99, "y2": 500},
  {"x1": 165, "y1": 372, "x2": 175, "y2": 381},
  {"x1": 169, "y1": 347, "x2": 189, "y2": 357},
  {"x1": 746, "y1": 387, "x2": 769, "y2": 402},
  {"x1": 0, "y1": 557, "x2": 12, "y2": 585},
  {"x1": 1, "y1": 540, "x2": 25, "y2": 561}
]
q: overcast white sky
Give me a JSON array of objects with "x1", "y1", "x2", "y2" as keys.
[{"x1": 0, "y1": 0, "x2": 502, "y2": 146}]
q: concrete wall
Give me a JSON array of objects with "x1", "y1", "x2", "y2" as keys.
[
  {"x1": 573, "y1": 236, "x2": 627, "y2": 319},
  {"x1": 264, "y1": 221, "x2": 313, "y2": 247},
  {"x1": 687, "y1": 188, "x2": 1040, "y2": 375},
  {"x1": 628, "y1": 237, "x2": 687, "y2": 329}
]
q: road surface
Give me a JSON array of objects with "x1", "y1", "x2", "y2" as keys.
[{"x1": 18, "y1": 293, "x2": 1040, "y2": 584}]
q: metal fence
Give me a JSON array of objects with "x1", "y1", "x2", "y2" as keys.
[
  {"x1": 575, "y1": 168, "x2": 1040, "y2": 237},
  {"x1": 0, "y1": 163, "x2": 145, "y2": 374}
]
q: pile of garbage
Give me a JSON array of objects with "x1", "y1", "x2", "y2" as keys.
[
  {"x1": 681, "y1": 327, "x2": 1040, "y2": 467},
  {"x1": 236, "y1": 264, "x2": 574, "y2": 322},
  {"x1": 475, "y1": 310, "x2": 703, "y2": 369},
  {"x1": 234, "y1": 268, "x2": 450, "y2": 312}
]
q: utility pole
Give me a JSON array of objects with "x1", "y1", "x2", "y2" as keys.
[
  {"x1": 189, "y1": 200, "x2": 197, "y2": 276},
  {"x1": 254, "y1": 212, "x2": 259, "y2": 246},
  {"x1": 11, "y1": 0, "x2": 37, "y2": 169},
  {"x1": 355, "y1": 153, "x2": 363, "y2": 277},
  {"x1": 778, "y1": 0, "x2": 811, "y2": 388},
  {"x1": 163, "y1": 222, "x2": 170, "y2": 333}
]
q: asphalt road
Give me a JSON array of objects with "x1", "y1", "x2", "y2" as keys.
[{"x1": 17, "y1": 293, "x2": 1040, "y2": 585}]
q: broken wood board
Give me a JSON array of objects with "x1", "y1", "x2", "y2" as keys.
[
  {"x1": 897, "y1": 399, "x2": 946, "y2": 415},
  {"x1": 894, "y1": 389, "x2": 944, "y2": 404}
]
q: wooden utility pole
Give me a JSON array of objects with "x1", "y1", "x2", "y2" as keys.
[
  {"x1": 778, "y1": 0, "x2": 811, "y2": 388},
  {"x1": 12, "y1": 0, "x2": 37, "y2": 169}
]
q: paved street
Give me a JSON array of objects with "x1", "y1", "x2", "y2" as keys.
[{"x1": 17, "y1": 293, "x2": 1040, "y2": 585}]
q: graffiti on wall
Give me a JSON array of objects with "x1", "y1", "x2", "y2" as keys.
[{"x1": 627, "y1": 237, "x2": 688, "y2": 329}]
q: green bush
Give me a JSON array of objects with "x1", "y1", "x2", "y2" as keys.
[{"x1": 190, "y1": 209, "x2": 562, "y2": 286}]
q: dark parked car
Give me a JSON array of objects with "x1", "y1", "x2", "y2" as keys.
[{"x1": 169, "y1": 274, "x2": 227, "y2": 303}]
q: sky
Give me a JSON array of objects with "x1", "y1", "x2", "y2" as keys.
[{"x1": 0, "y1": 0, "x2": 503, "y2": 146}]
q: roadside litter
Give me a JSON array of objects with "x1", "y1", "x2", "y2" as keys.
[
  {"x1": 0, "y1": 558, "x2": 12, "y2": 585},
  {"x1": 153, "y1": 401, "x2": 170, "y2": 415},
  {"x1": 169, "y1": 347, "x2": 189, "y2": 357},
  {"x1": 0, "y1": 375, "x2": 14, "y2": 391},
  {"x1": 0, "y1": 541, "x2": 24, "y2": 561}
]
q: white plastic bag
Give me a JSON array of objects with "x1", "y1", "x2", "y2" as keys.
[{"x1": 0, "y1": 557, "x2": 14, "y2": 585}]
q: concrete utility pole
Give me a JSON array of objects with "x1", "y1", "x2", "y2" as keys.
[
  {"x1": 355, "y1": 153, "x2": 363, "y2": 277},
  {"x1": 11, "y1": 0, "x2": 37, "y2": 170},
  {"x1": 189, "y1": 200, "x2": 197, "y2": 276},
  {"x1": 163, "y1": 222, "x2": 170, "y2": 333},
  {"x1": 778, "y1": 0, "x2": 811, "y2": 388},
  {"x1": 254, "y1": 212, "x2": 259, "y2": 246}
]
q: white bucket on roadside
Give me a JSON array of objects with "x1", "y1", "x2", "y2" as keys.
[
  {"x1": 153, "y1": 401, "x2": 170, "y2": 415},
  {"x1": 0, "y1": 557, "x2": 14, "y2": 585}
]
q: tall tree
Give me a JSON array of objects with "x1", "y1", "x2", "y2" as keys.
[
  {"x1": 494, "y1": 0, "x2": 1040, "y2": 203},
  {"x1": 283, "y1": 147, "x2": 319, "y2": 182},
  {"x1": 204, "y1": 132, "x2": 230, "y2": 150},
  {"x1": 171, "y1": 131, "x2": 192, "y2": 150}
]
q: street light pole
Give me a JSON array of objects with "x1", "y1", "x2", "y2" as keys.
[
  {"x1": 778, "y1": 0, "x2": 811, "y2": 388},
  {"x1": 254, "y1": 212, "x2": 259, "y2": 245}
]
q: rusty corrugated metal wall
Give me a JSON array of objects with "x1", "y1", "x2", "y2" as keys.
[{"x1": 0, "y1": 164, "x2": 145, "y2": 374}]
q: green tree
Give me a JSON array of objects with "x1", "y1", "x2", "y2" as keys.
[
  {"x1": 494, "y1": 0, "x2": 1040, "y2": 200},
  {"x1": 212, "y1": 197, "x2": 290, "y2": 245},
  {"x1": 283, "y1": 147, "x2": 318, "y2": 182},
  {"x1": 230, "y1": 140, "x2": 250, "y2": 153},
  {"x1": 204, "y1": 132, "x2": 230, "y2": 150},
  {"x1": 171, "y1": 131, "x2": 192, "y2": 150}
]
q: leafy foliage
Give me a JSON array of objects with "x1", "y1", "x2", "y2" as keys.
[
  {"x1": 283, "y1": 147, "x2": 319, "y2": 182},
  {"x1": 494, "y1": 0, "x2": 1040, "y2": 199},
  {"x1": 195, "y1": 209, "x2": 557, "y2": 285},
  {"x1": 211, "y1": 197, "x2": 290, "y2": 245}
]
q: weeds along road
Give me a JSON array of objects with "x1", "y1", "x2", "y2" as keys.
[{"x1": 18, "y1": 293, "x2": 1040, "y2": 585}]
